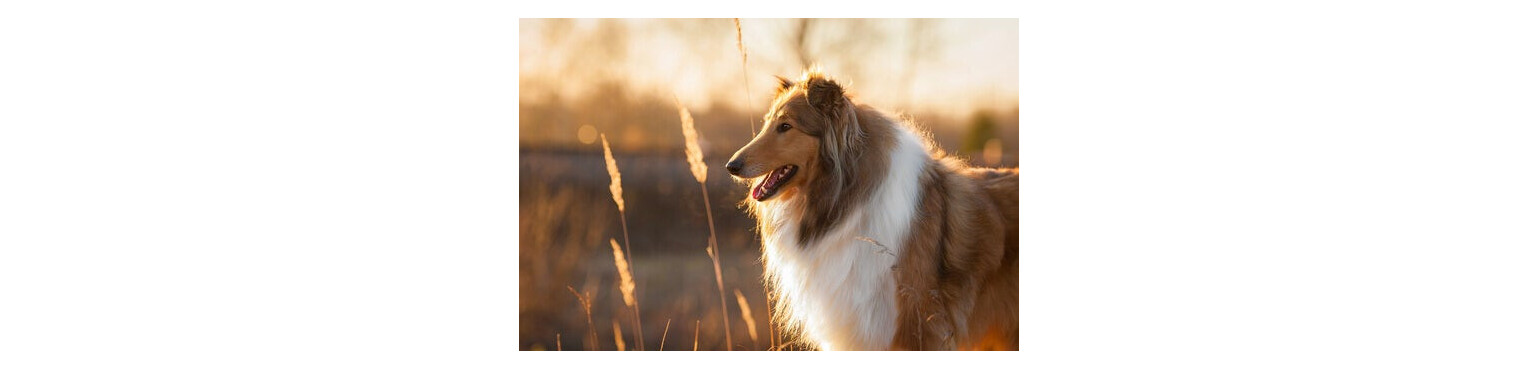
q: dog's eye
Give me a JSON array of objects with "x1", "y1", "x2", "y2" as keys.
[{"x1": 777, "y1": 123, "x2": 792, "y2": 133}]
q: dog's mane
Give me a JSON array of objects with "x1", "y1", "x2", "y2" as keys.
[{"x1": 758, "y1": 71, "x2": 910, "y2": 245}]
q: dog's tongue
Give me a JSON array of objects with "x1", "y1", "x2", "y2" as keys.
[
  {"x1": 752, "y1": 171, "x2": 776, "y2": 200},
  {"x1": 752, "y1": 165, "x2": 789, "y2": 201}
]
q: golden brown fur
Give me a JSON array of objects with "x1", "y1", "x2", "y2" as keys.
[
  {"x1": 727, "y1": 69, "x2": 1018, "y2": 350},
  {"x1": 891, "y1": 161, "x2": 1019, "y2": 350}
]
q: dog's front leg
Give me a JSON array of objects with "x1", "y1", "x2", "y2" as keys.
[{"x1": 888, "y1": 188, "x2": 957, "y2": 350}]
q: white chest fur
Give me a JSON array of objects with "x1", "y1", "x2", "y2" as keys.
[{"x1": 759, "y1": 127, "x2": 930, "y2": 350}]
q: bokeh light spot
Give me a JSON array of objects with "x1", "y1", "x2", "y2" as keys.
[{"x1": 577, "y1": 124, "x2": 598, "y2": 144}]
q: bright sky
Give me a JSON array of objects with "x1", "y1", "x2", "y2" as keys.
[{"x1": 520, "y1": 19, "x2": 1018, "y2": 120}]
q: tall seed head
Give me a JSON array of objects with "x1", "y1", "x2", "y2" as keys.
[
  {"x1": 609, "y1": 239, "x2": 637, "y2": 308},
  {"x1": 734, "y1": 289, "x2": 759, "y2": 343},
  {"x1": 676, "y1": 100, "x2": 708, "y2": 183},
  {"x1": 600, "y1": 134, "x2": 625, "y2": 213}
]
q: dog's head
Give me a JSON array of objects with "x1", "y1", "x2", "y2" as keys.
[{"x1": 726, "y1": 70, "x2": 862, "y2": 202}]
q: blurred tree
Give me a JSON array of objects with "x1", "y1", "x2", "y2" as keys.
[
  {"x1": 784, "y1": 19, "x2": 884, "y2": 79},
  {"x1": 963, "y1": 110, "x2": 997, "y2": 154},
  {"x1": 790, "y1": 19, "x2": 813, "y2": 68}
]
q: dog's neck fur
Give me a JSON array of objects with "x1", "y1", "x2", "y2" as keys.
[
  {"x1": 753, "y1": 114, "x2": 932, "y2": 350},
  {"x1": 794, "y1": 105, "x2": 898, "y2": 244}
]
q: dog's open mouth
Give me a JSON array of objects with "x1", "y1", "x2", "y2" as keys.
[{"x1": 751, "y1": 164, "x2": 798, "y2": 201}]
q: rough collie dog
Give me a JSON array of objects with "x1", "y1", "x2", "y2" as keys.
[{"x1": 725, "y1": 69, "x2": 1018, "y2": 350}]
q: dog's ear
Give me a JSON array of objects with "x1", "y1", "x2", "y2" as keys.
[
  {"x1": 806, "y1": 73, "x2": 861, "y2": 228},
  {"x1": 805, "y1": 76, "x2": 848, "y2": 119},
  {"x1": 774, "y1": 75, "x2": 795, "y2": 94}
]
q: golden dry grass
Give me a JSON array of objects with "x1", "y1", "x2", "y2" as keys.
[
  {"x1": 565, "y1": 286, "x2": 599, "y2": 350},
  {"x1": 601, "y1": 134, "x2": 625, "y2": 214},
  {"x1": 678, "y1": 98, "x2": 735, "y2": 350},
  {"x1": 678, "y1": 98, "x2": 708, "y2": 184},
  {"x1": 612, "y1": 318, "x2": 626, "y2": 351},
  {"x1": 659, "y1": 319, "x2": 672, "y2": 351},
  {"x1": 734, "y1": 18, "x2": 756, "y2": 136},
  {"x1": 601, "y1": 133, "x2": 644, "y2": 349},
  {"x1": 734, "y1": 289, "x2": 759, "y2": 349},
  {"x1": 609, "y1": 239, "x2": 637, "y2": 309},
  {"x1": 520, "y1": 147, "x2": 784, "y2": 350}
]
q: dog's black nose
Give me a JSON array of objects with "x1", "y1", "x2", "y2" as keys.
[{"x1": 725, "y1": 160, "x2": 744, "y2": 175}]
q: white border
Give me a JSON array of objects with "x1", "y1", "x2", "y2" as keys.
[{"x1": 2, "y1": 1, "x2": 1535, "y2": 368}]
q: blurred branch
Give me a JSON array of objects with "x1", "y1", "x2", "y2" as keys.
[{"x1": 791, "y1": 19, "x2": 813, "y2": 68}]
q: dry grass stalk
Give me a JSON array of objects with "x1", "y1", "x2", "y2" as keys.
[
  {"x1": 676, "y1": 99, "x2": 733, "y2": 350},
  {"x1": 609, "y1": 239, "x2": 637, "y2": 308},
  {"x1": 612, "y1": 318, "x2": 626, "y2": 351},
  {"x1": 556, "y1": 332, "x2": 562, "y2": 351},
  {"x1": 733, "y1": 18, "x2": 756, "y2": 136},
  {"x1": 734, "y1": 289, "x2": 760, "y2": 349},
  {"x1": 676, "y1": 99, "x2": 707, "y2": 183},
  {"x1": 600, "y1": 133, "x2": 636, "y2": 264},
  {"x1": 566, "y1": 286, "x2": 598, "y2": 350},
  {"x1": 600, "y1": 134, "x2": 625, "y2": 214},
  {"x1": 705, "y1": 246, "x2": 732, "y2": 350},
  {"x1": 599, "y1": 133, "x2": 643, "y2": 349},
  {"x1": 765, "y1": 289, "x2": 777, "y2": 350},
  {"x1": 608, "y1": 238, "x2": 645, "y2": 349},
  {"x1": 693, "y1": 320, "x2": 700, "y2": 351},
  {"x1": 659, "y1": 319, "x2": 672, "y2": 351}
]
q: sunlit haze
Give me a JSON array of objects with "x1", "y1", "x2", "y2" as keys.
[{"x1": 520, "y1": 19, "x2": 1018, "y2": 120}]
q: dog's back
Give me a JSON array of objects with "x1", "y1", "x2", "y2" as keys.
[
  {"x1": 966, "y1": 167, "x2": 1018, "y2": 230},
  {"x1": 961, "y1": 167, "x2": 1018, "y2": 350}
]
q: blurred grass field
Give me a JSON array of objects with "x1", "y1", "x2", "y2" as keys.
[{"x1": 520, "y1": 148, "x2": 777, "y2": 350}]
